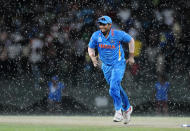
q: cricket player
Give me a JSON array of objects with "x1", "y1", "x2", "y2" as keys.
[
  {"x1": 88, "y1": 16, "x2": 135, "y2": 124},
  {"x1": 154, "y1": 74, "x2": 170, "y2": 115}
]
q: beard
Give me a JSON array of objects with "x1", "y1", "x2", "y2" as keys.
[{"x1": 101, "y1": 29, "x2": 109, "y2": 36}]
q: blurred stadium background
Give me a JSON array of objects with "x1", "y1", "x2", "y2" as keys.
[{"x1": 0, "y1": 0, "x2": 190, "y2": 116}]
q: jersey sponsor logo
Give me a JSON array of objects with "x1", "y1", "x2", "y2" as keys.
[
  {"x1": 98, "y1": 37, "x2": 102, "y2": 42},
  {"x1": 99, "y1": 44, "x2": 115, "y2": 49}
]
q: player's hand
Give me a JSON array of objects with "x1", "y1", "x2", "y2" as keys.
[
  {"x1": 126, "y1": 56, "x2": 135, "y2": 66},
  {"x1": 91, "y1": 56, "x2": 98, "y2": 67}
]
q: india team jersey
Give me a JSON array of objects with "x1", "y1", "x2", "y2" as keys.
[
  {"x1": 89, "y1": 28, "x2": 132, "y2": 65},
  {"x1": 155, "y1": 82, "x2": 170, "y2": 101},
  {"x1": 48, "y1": 82, "x2": 65, "y2": 102}
]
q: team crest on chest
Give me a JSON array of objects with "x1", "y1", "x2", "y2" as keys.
[
  {"x1": 111, "y1": 39, "x2": 115, "y2": 43},
  {"x1": 98, "y1": 37, "x2": 102, "y2": 42}
]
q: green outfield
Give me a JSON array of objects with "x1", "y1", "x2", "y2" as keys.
[
  {"x1": 0, "y1": 125, "x2": 189, "y2": 131},
  {"x1": 0, "y1": 116, "x2": 189, "y2": 131}
]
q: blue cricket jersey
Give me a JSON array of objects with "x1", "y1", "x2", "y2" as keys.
[
  {"x1": 155, "y1": 82, "x2": 169, "y2": 101},
  {"x1": 88, "y1": 28, "x2": 132, "y2": 65},
  {"x1": 48, "y1": 82, "x2": 65, "y2": 102}
]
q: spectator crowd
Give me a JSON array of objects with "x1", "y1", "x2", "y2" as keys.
[{"x1": 0, "y1": 0, "x2": 189, "y2": 88}]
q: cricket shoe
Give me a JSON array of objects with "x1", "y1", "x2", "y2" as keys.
[
  {"x1": 123, "y1": 106, "x2": 133, "y2": 124},
  {"x1": 113, "y1": 111, "x2": 123, "y2": 122}
]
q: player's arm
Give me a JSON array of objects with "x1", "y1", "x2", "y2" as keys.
[
  {"x1": 88, "y1": 32, "x2": 99, "y2": 67},
  {"x1": 121, "y1": 31, "x2": 135, "y2": 65},
  {"x1": 61, "y1": 83, "x2": 67, "y2": 96},
  {"x1": 167, "y1": 82, "x2": 170, "y2": 101},
  {"x1": 88, "y1": 47, "x2": 98, "y2": 67},
  {"x1": 126, "y1": 38, "x2": 135, "y2": 65}
]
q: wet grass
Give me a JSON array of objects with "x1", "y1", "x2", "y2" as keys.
[
  {"x1": 0, "y1": 116, "x2": 190, "y2": 131},
  {"x1": 0, "y1": 124, "x2": 189, "y2": 131}
]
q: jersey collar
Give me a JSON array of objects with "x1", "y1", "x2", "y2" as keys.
[{"x1": 100, "y1": 28, "x2": 113, "y2": 40}]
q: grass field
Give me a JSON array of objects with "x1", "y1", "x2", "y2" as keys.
[{"x1": 0, "y1": 116, "x2": 189, "y2": 131}]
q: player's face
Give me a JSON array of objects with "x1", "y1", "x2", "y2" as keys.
[
  {"x1": 52, "y1": 80, "x2": 57, "y2": 84},
  {"x1": 99, "y1": 23, "x2": 111, "y2": 33}
]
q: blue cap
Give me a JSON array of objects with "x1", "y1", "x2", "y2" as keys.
[
  {"x1": 52, "y1": 76, "x2": 58, "y2": 81},
  {"x1": 97, "y1": 16, "x2": 112, "y2": 24}
]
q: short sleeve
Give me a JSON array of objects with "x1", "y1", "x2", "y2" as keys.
[
  {"x1": 88, "y1": 32, "x2": 97, "y2": 48},
  {"x1": 166, "y1": 82, "x2": 170, "y2": 88},
  {"x1": 60, "y1": 83, "x2": 65, "y2": 89},
  {"x1": 121, "y1": 31, "x2": 132, "y2": 43}
]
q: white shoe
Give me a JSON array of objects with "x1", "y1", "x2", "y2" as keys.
[
  {"x1": 123, "y1": 106, "x2": 133, "y2": 124},
  {"x1": 113, "y1": 111, "x2": 123, "y2": 122}
]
